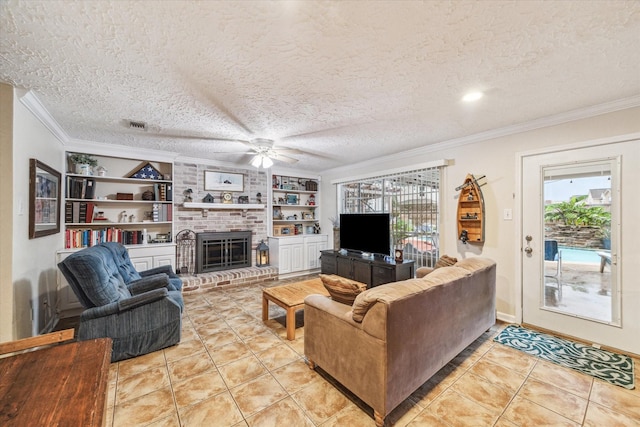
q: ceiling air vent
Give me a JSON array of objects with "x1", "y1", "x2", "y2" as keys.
[{"x1": 129, "y1": 120, "x2": 147, "y2": 131}]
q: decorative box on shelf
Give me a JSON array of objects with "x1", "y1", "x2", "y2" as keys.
[{"x1": 273, "y1": 225, "x2": 293, "y2": 236}]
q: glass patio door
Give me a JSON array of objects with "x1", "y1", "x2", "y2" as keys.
[{"x1": 519, "y1": 140, "x2": 638, "y2": 352}]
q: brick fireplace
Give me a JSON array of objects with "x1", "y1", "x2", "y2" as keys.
[{"x1": 173, "y1": 162, "x2": 277, "y2": 292}]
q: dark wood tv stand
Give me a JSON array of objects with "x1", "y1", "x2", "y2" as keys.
[{"x1": 320, "y1": 250, "x2": 415, "y2": 288}]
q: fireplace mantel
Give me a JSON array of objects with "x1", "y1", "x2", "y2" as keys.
[{"x1": 182, "y1": 202, "x2": 265, "y2": 211}]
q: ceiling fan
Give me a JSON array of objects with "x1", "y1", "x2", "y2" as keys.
[
  {"x1": 126, "y1": 120, "x2": 305, "y2": 168},
  {"x1": 239, "y1": 138, "x2": 302, "y2": 168}
]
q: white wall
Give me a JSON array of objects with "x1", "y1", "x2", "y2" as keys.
[
  {"x1": 11, "y1": 89, "x2": 65, "y2": 338},
  {"x1": 0, "y1": 84, "x2": 14, "y2": 342},
  {"x1": 320, "y1": 107, "x2": 640, "y2": 321}
]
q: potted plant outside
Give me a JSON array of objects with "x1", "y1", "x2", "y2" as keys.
[{"x1": 69, "y1": 153, "x2": 98, "y2": 175}]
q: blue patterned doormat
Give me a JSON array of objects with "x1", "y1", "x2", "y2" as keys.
[{"x1": 494, "y1": 325, "x2": 635, "y2": 389}]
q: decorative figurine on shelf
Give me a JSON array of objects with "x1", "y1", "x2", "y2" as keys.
[
  {"x1": 222, "y1": 192, "x2": 233, "y2": 204},
  {"x1": 467, "y1": 191, "x2": 474, "y2": 201},
  {"x1": 183, "y1": 188, "x2": 193, "y2": 203},
  {"x1": 202, "y1": 193, "x2": 214, "y2": 203},
  {"x1": 119, "y1": 211, "x2": 128, "y2": 223},
  {"x1": 95, "y1": 166, "x2": 107, "y2": 177},
  {"x1": 256, "y1": 192, "x2": 262, "y2": 203},
  {"x1": 307, "y1": 194, "x2": 316, "y2": 205},
  {"x1": 142, "y1": 190, "x2": 154, "y2": 200},
  {"x1": 129, "y1": 214, "x2": 136, "y2": 223}
]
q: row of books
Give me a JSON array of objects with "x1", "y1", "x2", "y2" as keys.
[
  {"x1": 65, "y1": 202, "x2": 173, "y2": 223},
  {"x1": 152, "y1": 203, "x2": 173, "y2": 222},
  {"x1": 65, "y1": 228, "x2": 147, "y2": 249},
  {"x1": 153, "y1": 183, "x2": 173, "y2": 201},
  {"x1": 65, "y1": 202, "x2": 96, "y2": 223},
  {"x1": 66, "y1": 177, "x2": 96, "y2": 199}
]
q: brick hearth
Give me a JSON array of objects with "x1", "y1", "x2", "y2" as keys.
[{"x1": 180, "y1": 266, "x2": 278, "y2": 293}]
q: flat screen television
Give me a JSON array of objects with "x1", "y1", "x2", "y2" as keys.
[{"x1": 339, "y1": 213, "x2": 391, "y2": 256}]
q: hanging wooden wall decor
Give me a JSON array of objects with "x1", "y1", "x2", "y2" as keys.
[{"x1": 456, "y1": 174, "x2": 486, "y2": 244}]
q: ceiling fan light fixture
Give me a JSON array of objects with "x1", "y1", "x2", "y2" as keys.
[
  {"x1": 250, "y1": 154, "x2": 274, "y2": 168},
  {"x1": 251, "y1": 155, "x2": 263, "y2": 168},
  {"x1": 262, "y1": 156, "x2": 274, "y2": 168}
]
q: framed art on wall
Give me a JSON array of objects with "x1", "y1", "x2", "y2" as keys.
[
  {"x1": 29, "y1": 158, "x2": 61, "y2": 238},
  {"x1": 204, "y1": 171, "x2": 244, "y2": 192}
]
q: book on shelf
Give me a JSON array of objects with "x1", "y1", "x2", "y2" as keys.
[
  {"x1": 65, "y1": 227, "x2": 147, "y2": 249},
  {"x1": 66, "y1": 177, "x2": 96, "y2": 199},
  {"x1": 65, "y1": 202, "x2": 73, "y2": 223},
  {"x1": 152, "y1": 203, "x2": 160, "y2": 222},
  {"x1": 72, "y1": 202, "x2": 80, "y2": 223},
  {"x1": 67, "y1": 201, "x2": 96, "y2": 223},
  {"x1": 85, "y1": 202, "x2": 95, "y2": 223}
]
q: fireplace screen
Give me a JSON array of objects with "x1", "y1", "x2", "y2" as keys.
[{"x1": 196, "y1": 231, "x2": 252, "y2": 273}]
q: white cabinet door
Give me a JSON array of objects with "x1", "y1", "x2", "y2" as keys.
[
  {"x1": 153, "y1": 254, "x2": 175, "y2": 268},
  {"x1": 304, "y1": 235, "x2": 328, "y2": 270},
  {"x1": 279, "y1": 244, "x2": 293, "y2": 274},
  {"x1": 131, "y1": 256, "x2": 153, "y2": 272},
  {"x1": 128, "y1": 244, "x2": 176, "y2": 271},
  {"x1": 290, "y1": 243, "x2": 305, "y2": 272}
]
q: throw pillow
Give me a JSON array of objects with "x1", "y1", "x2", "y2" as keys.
[
  {"x1": 319, "y1": 274, "x2": 367, "y2": 305},
  {"x1": 434, "y1": 254, "x2": 458, "y2": 269}
]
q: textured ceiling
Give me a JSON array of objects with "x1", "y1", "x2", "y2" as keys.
[{"x1": 1, "y1": 0, "x2": 639, "y2": 172}]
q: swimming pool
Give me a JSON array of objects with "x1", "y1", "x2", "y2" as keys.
[{"x1": 558, "y1": 246, "x2": 602, "y2": 263}]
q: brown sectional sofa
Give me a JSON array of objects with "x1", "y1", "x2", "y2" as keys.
[{"x1": 304, "y1": 257, "x2": 496, "y2": 426}]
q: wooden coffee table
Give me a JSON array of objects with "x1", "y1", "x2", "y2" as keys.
[{"x1": 262, "y1": 278, "x2": 329, "y2": 340}]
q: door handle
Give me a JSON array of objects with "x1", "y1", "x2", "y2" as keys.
[{"x1": 524, "y1": 235, "x2": 533, "y2": 255}]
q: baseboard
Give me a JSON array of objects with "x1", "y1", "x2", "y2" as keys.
[{"x1": 496, "y1": 311, "x2": 516, "y2": 324}]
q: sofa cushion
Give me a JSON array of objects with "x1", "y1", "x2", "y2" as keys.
[
  {"x1": 434, "y1": 254, "x2": 458, "y2": 269},
  {"x1": 351, "y1": 267, "x2": 471, "y2": 323},
  {"x1": 319, "y1": 274, "x2": 367, "y2": 305}
]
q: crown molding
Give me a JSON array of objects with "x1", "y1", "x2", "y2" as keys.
[
  {"x1": 18, "y1": 90, "x2": 70, "y2": 144},
  {"x1": 175, "y1": 155, "x2": 259, "y2": 171},
  {"x1": 66, "y1": 138, "x2": 179, "y2": 163},
  {"x1": 322, "y1": 95, "x2": 640, "y2": 176}
]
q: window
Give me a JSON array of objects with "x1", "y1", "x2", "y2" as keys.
[{"x1": 337, "y1": 166, "x2": 442, "y2": 267}]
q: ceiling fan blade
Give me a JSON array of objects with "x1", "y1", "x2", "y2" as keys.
[
  {"x1": 273, "y1": 147, "x2": 304, "y2": 155},
  {"x1": 174, "y1": 66, "x2": 254, "y2": 135},
  {"x1": 272, "y1": 153, "x2": 299, "y2": 164}
]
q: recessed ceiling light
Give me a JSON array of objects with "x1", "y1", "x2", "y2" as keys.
[{"x1": 462, "y1": 91, "x2": 483, "y2": 102}]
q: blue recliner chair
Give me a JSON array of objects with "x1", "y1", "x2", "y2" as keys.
[{"x1": 58, "y1": 243, "x2": 183, "y2": 362}]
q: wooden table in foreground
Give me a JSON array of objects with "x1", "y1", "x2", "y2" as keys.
[
  {"x1": 262, "y1": 279, "x2": 329, "y2": 340},
  {"x1": 0, "y1": 338, "x2": 112, "y2": 426}
]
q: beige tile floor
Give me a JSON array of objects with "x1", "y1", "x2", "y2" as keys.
[{"x1": 106, "y1": 276, "x2": 640, "y2": 426}]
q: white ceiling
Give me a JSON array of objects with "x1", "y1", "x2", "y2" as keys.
[{"x1": 1, "y1": 1, "x2": 639, "y2": 172}]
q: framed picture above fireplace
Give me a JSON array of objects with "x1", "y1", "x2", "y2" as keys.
[{"x1": 204, "y1": 171, "x2": 244, "y2": 192}]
